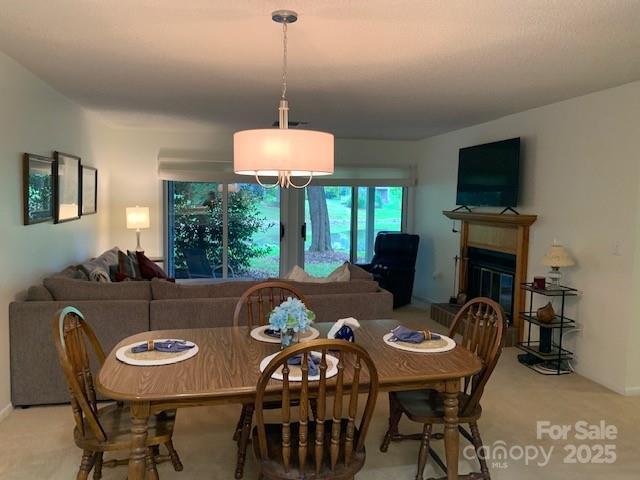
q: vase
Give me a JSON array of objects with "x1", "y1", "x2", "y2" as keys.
[{"x1": 280, "y1": 328, "x2": 299, "y2": 349}]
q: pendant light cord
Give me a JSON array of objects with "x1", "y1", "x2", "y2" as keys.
[{"x1": 281, "y1": 22, "x2": 288, "y2": 100}]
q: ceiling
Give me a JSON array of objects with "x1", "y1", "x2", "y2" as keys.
[{"x1": 1, "y1": 1, "x2": 639, "y2": 139}]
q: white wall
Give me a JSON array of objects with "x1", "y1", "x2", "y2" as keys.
[
  {"x1": 0, "y1": 52, "x2": 112, "y2": 416},
  {"x1": 413, "y1": 81, "x2": 640, "y2": 394}
]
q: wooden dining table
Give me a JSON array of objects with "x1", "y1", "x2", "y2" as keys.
[{"x1": 96, "y1": 319, "x2": 482, "y2": 480}]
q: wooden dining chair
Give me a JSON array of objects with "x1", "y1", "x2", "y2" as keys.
[
  {"x1": 232, "y1": 281, "x2": 308, "y2": 478},
  {"x1": 254, "y1": 339, "x2": 379, "y2": 480},
  {"x1": 379, "y1": 298, "x2": 506, "y2": 480},
  {"x1": 52, "y1": 306, "x2": 183, "y2": 480}
]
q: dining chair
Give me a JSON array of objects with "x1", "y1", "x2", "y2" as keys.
[
  {"x1": 254, "y1": 339, "x2": 379, "y2": 480},
  {"x1": 232, "y1": 281, "x2": 308, "y2": 479},
  {"x1": 52, "y1": 306, "x2": 183, "y2": 480},
  {"x1": 379, "y1": 298, "x2": 505, "y2": 480}
]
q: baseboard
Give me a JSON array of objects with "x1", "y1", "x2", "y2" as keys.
[
  {"x1": 0, "y1": 403, "x2": 13, "y2": 423},
  {"x1": 624, "y1": 386, "x2": 640, "y2": 396}
]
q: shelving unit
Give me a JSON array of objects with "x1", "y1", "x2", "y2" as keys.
[{"x1": 516, "y1": 283, "x2": 578, "y2": 375}]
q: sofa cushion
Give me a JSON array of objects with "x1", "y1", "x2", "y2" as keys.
[
  {"x1": 151, "y1": 278, "x2": 257, "y2": 300},
  {"x1": 43, "y1": 277, "x2": 152, "y2": 301},
  {"x1": 284, "y1": 263, "x2": 350, "y2": 283},
  {"x1": 277, "y1": 280, "x2": 380, "y2": 296},
  {"x1": 346, "y1": 262, "x2": 374, "y2": 281},
  {"x1": 26, "y1": 285, "x2": 54, "y2": 301}
]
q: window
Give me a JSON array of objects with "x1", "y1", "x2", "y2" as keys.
[{"x1": 167, "y1": 182, "x2": 280, "y2": 279}]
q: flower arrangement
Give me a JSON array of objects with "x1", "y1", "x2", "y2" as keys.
[{"x1": 269, "y1": 297, "x2": 315, "y2": 348}]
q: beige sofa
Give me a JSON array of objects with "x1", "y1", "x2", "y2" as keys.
[{"x1": 9, "y1": 264, "x2": 393, "y2": 406}]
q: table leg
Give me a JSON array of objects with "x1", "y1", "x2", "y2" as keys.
[
  {"x1": 443, "y1": 379, "x2": 460, "y2": 480},
  {"x1": 129, "y1": 401, "x2": 151, "y2": 480}
]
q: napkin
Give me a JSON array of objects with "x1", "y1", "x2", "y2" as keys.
[
  {"x1": 328, "y1": 317, "x2": 360, "y2": 340},
  {"x1": 264, "y1": 328, "x2": 281, "y2": 338},
  {"x1": 388, "y1": 326, "x2": 441, "y2": 344},
  {"x1": 131, "y1": 339, "x2": 194, "y2": 353},
  {"x1": 287, "y1": 353, "x2": 320, "y2": 376}
]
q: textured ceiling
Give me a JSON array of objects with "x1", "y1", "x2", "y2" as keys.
[{"x1": 1, "y1": 1, "x2": 639, "y2": 139}]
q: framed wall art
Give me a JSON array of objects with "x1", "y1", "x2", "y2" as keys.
[
  {"x1": 23, "y1": 153, "x2": 54, "y2": 225},
  {"x1": 53, "y1": 151, "x2": 81, "y2": 223},
  {"x1": 81, "y1": 166, "x2": 98, "y2": 215}
]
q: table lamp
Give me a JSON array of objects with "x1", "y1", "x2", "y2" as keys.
[
  {"x1": 542, "y1": 242, "x2": 575, "y2": 288},
  {"x1": 126, "y1": 206, "x2": 150, "y2": 252}
]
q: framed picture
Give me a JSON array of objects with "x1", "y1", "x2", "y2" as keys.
[
  {"x1": 53, "y1": 151, "x2": 81, "y2": 223},
  {"x1": 81, "y1": 166, "x2": 98, "y2": 215},
  {"x1": 23, "y1": 153, "x2": 54, "y2": 225}
]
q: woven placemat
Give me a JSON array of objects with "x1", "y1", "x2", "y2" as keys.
[
  {"x1": 394, "y1": 338, "x2": 449, "y2": 350},
  {"x1": 123, "y1": 349, "x2": 186, "y2": 361}
]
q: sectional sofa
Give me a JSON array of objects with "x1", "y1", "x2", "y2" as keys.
[{"x1": 9, "y1": 263, "x2": 393, "y2": 406}]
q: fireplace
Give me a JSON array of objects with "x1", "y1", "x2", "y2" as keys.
[{"x1": 466, "y1": 247, "x2": 516, "y2": 323}]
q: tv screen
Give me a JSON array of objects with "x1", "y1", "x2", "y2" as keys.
[{"x1": 456, "y1": 137, "x2": 521, "y2": 207}]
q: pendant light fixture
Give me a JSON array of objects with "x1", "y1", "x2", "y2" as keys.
[{"x1": 233, "y1": 10, "x2": 334, "y2": 188}]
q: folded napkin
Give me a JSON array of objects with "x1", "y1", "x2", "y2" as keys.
[
  {"x1": 389, "y1": 326, "x2": 441, "y2": 344},
  {"x1": 327, "y1": 317, "x2": 360, "y2": 340},
  {"x1": 131, "y1": 339, "x2": 194, "y2": 353},
  {"x1": 264, "y1": 328, "x2": 281, "y2": 338},
  {"x1": 287, "y1": 353, "x2": 320, "y2": 376}
]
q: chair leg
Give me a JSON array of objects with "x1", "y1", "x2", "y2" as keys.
[
  {"x1": 233, "y1": 404, "x2": 248, "y2": 441},
  {"x1": 235, "y1": 403, "x2": 254, "y2": 479},
  {"x1": 145, "y1": 448, "x2": 159, "y2": 480},
  {"x1": 470, "y1": 422, "x2": 491, "y2": 480},
  {"x1": 380, "y1": 393, "x2": 403, "y2": 452},
  {"x1": 77, "y1": 450, "x2": 94, "y2": 480},
  {"x1": 92, "y1": 452, "x2": 103, "y2": 480},
  {"x1": 415, "y1": 423, "x2": 432, "y2": 480},
  {"x1": 165, "y1": 439, "x2": 184, "y2": 472}
]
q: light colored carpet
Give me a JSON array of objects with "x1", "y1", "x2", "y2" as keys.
[{"x1": 1, "y1": 306, "x2": 638, "y2": 479}]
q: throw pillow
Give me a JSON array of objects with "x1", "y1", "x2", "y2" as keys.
[
  {"x1": 88, "y1": 268, "x2": 111, "y2": 283},
  {"x1": 127, "y1": 250, "x2": 143, "y2": 278},
  {"x1": 284, "y1": 263, "x2": 350, "y2": 283},
  {"x1": 117, "y1": 250, "x2": 140, "y2": 281},
  {"x1": 136, "y1": 251, "x2": 170, "y2": 280}
]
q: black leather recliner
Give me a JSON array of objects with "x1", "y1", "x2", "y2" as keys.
[{"x1": 357, "y1": 232, "x2": 420, "y2": 308}]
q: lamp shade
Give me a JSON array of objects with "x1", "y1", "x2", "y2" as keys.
[
  {"x1": 233, "y1": 129, "x2": 334, "y2": 177},
  {"x1": 126, "y1": 206, "x2": 150, "y2": 230},
  {"x1": 542, "y1": 244, "x2": 575, "y2": 267}
]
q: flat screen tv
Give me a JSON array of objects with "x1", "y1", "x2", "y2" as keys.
[{"x1": 456, "y1": 137, "x2": 521, "y2": 207}]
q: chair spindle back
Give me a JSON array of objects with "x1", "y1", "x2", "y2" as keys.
[
  {"x1": 233, "y1": 281, "x2": 307, "y2": 329},
  {"x1": 448, "y1": 298, "x2": 506, "y2": 416},
  {"x1": 255, "y1": 339, "x2": 379, "y2": 475},
  {"x1": 52, "y1": 306, "x2": 107, "y2": 442}
]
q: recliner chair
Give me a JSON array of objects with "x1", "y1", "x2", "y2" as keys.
[{"x1": 357, "y1": 232, "x2": 420, "y2": 308}]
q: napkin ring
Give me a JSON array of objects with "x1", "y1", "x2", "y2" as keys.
[
  {"x1": 146, "y1": 340, "x2": 155, "y2": 351},
  {"x1": 422, "y1": 330, "x2": 433, "y2": 341}
]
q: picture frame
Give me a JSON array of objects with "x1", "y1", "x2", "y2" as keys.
[
  {"x1": 53, "y1": 151, "x2": 81, "y2": 223},
  {"x1": 81, "y1": 166, "x2": 98, "y2": 215},
  {"x1": 22, "y1": 153, "x2": 54, "y2": 225}
]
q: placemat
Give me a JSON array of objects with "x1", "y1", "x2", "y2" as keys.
[
  {"x1": 250, "y1": 325, "x2": 320, "y2": 344},
  {"x1": 116, "y1": 339, "x2": 199, "y2": 366},
  {"x1": 259, "y1": 351, "x2": 339, "y2": 381},
  {"x1": 382, "y1": 333, "x2": 456, "y2": 353}
]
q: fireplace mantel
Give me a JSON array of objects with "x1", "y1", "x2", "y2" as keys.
[
  {"x1": 443, "y1": 210, "x2": 537, "y2": 226},
  {"x1": 443, "y1": 210, "x2": 538, "y2": 342}
]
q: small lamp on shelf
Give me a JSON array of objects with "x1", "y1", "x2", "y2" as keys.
[
  {"x1": 126, "y1": 206, "x2": 150, "y2": 252},
  {"x1": 542, "y1": 242, "x2": 575, "y2": 288}
]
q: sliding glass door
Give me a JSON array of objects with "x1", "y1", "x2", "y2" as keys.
[
  {"x1": 302, "y1": 185, "x2": 405, "y2": 272},
  {"x1": 304, "y1": 187, "x2": 352, "y2": 276},
  {"x1": 355, "y1": 186, "x2": 404, "y2": 263},
  {"x1": 167, "y1": 182, "x2": 280, "y2": 279}
]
